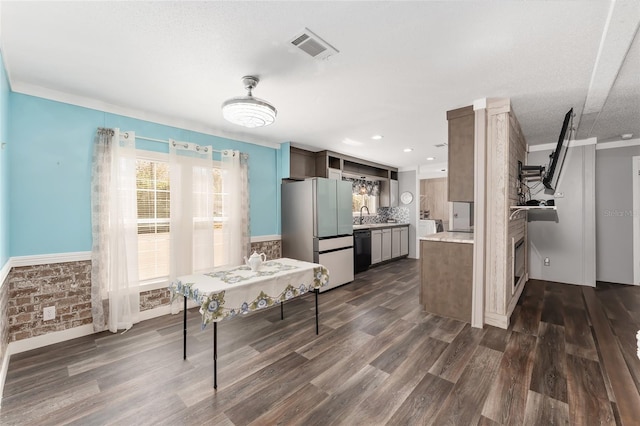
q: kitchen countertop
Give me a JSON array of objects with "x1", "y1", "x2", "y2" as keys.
[
  {"x1": 353, "y1": 223, "x2": 409, "y2": 230},
  {"x1": 419, "y1": 231, "x2": 474, "y2": 244}
]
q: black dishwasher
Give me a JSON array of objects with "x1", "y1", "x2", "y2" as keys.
[{"x1": 353, "y1": 230, "x2": 371, "y2": 273}]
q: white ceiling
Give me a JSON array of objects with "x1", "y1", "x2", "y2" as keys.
[{"x1": 1, "y1": 1, "x2": 639, "y2": 170}]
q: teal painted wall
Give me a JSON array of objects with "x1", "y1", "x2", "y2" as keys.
[
  {"x1": 9, "y1": 93, "x2": 282, "y2": 257},
  {"x1": 276, "y1": 142, "x2": 291, "y2": 235},
  {"x1": 0, "y1": 51, "x2": 10, "y2": 267}
]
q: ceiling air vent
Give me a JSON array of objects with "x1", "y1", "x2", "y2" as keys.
[{"x1": 290, "y1": 28, "x2": 339, "y2": 60}]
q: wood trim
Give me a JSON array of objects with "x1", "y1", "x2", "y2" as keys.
[
  {"x1": 250, "y1": 235, "x2": 281, "y2": 243},
  {"x1": 8, "y1": 324, "x2": 95, "y2": 356},
  {"x1": 472, "y1": 105, "x2": 486, "y2": 328},
  {"x1": 316, "y1": 149, "x2": 398, "y2": 173},
  {"x1": 582, "y1": 146, "x2": 596, "y2": 286},
  {"x1": 634, "y1": 156, "x2": 640, "y2": 285},
  {"x1": 583, "y1": 287, "x2": 640, "y2": 425},
  {"x1": 506, "y1": 272, "x2": 527, "y2": 320},
  {"x1": 484, "y1": 312, "x2": 509, "y2": 329},
  {"x1": 11, "y1": 251, "x2": 92, "y2": 267},
  {"x1": 486, "y1": 98, "x2": 511, "y2": 115}
]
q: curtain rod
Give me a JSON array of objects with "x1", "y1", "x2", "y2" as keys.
[{"x1": 121, "y1": 131, "x2": 222, "y2": 153}]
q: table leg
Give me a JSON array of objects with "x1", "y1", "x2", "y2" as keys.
[
  {"x1": 213, "y1": 322, "x2": 218, "y2": 389},
  {"x1": 281, "y1": 302, "x2": 284, "y2": 320},
  {"x1": 315, "y1": 289, "x2": 319, "y2": 335},
  {"x1": 183, "y1": 295, "x2": 187, "y2": 360}
]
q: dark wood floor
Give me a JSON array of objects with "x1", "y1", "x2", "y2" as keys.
[{"x1": 2, "y1": 259, "x2": 640, "y2": 425}]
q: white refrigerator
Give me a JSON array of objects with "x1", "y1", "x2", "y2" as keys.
[{"x1": 281, "y1": 178, "x2": 354, "y2": 292}]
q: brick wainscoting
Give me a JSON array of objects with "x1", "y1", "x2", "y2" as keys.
[
  {"x1": 250, "y1": 239, "x2": 281, "y2": 261},
  {"x1": 8, "y1": 261, "x2": 93, "y2": 342},
  {"x1": 140, "y1": 288, "x2": 171, "y2": 312},
  {"x1": 5, "y1": 238, "x2": 281, "y2": 343}
]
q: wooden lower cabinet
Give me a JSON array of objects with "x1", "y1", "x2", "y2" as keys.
[
  {"x1": 400, "y1": 227, "x2": 409, "y2": 256},
  {"x1": 371, "y1": 225, "x2": 409, "y2": 265},
  {"x1": 381, "y1": 229, "x2": 392, "y2": 261},
  {"x1": 371, "y1": 230, "x2": 382, "y2": 264},
  {"x1": 420, "y1": 240, "x2": 473, "y2": 323},
  {"x1": 391, "y1": 228, "x2": 401, "y2": 258}
]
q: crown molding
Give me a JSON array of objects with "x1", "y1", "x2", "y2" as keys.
[{"x1": 10, "y1": 81, "x2": 282, "y2": 150}]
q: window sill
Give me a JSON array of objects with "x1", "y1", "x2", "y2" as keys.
[{"x1": 139, "y1": 278, "x2": 170, "y2": 293}]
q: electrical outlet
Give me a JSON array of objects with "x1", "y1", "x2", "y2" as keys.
[
  {"x1": 544, "y1": 257, "x2": 550, "y2": 266},
  {"x1": 43, "y1": 306, "x2": 56, "y2": 321}
]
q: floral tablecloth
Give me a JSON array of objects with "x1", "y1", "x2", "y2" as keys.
[{"x1": 169, "y1": 258, "x2": 329, "y2": 327}]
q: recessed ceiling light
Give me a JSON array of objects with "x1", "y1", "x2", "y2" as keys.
[
  {"x1": 342, "y1": 138, "x2": 364, "y2": 146},
  {"x1": 426, "y1": 157, "x2": 435, "y2": 161},
  {"x1": 403, "y1": 148, "x2": 413, "y2": 152},
  {"x1": 621, "y1": 133, "x2": 633, "y2": 140},
  {"x1": 371, "y1": 135, "x2": 383, "y2": 140}
]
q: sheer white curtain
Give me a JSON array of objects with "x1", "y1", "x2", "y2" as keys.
[
  {"x1": 169, "y1": 140, "x2": 216, "y2": 285},
  {"x1": 91, "y1": 128, "x2": 140, "y2": 333},
  {"x1": 220, "y1": 150, "x2": 251, "y2": 266}
]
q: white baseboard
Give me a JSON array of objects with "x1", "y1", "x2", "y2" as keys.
[
  {"x1": 8, "y1": 324, "x2": 95, "y2": 356},
  {"x1": 8, "y1": 303, "x2": 188, "y2": 357},
  {"x1": 139, "y1": 304, "x2": 172, "y2": 321}
]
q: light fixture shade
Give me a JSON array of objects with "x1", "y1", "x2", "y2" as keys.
[
  {"x1": 222, "y1": 96, "x2": 277, "y2": 128},
  {"x1": 222, "y1": 76, "x2": 277, "y2": 128}
]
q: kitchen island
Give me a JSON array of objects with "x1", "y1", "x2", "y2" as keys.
[{"x1": 420, "y1": 232, "x2": 474, "y2": 323}]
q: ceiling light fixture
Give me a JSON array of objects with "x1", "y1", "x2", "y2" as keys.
[
  {"x1": 371, "y1": 135, "x2": 383, "y2": 140},
  {"x1": 404, "y1": 148, "x2": 413, "y2": 152},
  {"x1": 342, "y1": 138, "x2": 364, "y2": 146},
  {"x1": 426, "y1": 157, "x2": 435, "y2": 161},
  {"x1": 222, "y1": 76, "x2": 277, "y2": 128},
  {"x1": 621, "y1": 133, "x2": 633, "y2": 140}
]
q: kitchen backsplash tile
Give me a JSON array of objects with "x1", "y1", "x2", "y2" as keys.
[{"x1": 353, "y1": 206, "x2": 410, "y2": 225}]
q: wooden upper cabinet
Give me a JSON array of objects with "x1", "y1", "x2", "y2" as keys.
[
  {"x1": 290, "y1": 147, "x2": 317, "y2": 179},
  {"x1": 447, "y1": 105, "x2": 475, "y2": 202}
]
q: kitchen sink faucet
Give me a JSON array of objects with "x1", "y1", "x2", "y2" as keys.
[{"x1": 359, "y1": 206, "x2": 370, "y2": 225}]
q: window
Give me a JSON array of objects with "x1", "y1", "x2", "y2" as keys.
[
  {"x1": 344, "y1": 178, "x2": 379, "y2": 215},
  {"x1": 352, "y1": 193, "x2": 378, "y2": 215},
  {"x1": 136, "y1": 159, "x2": 170, "y2": 282},
  {"x1": 135, "y1": 156, "x2": 225, "y2": 282}
]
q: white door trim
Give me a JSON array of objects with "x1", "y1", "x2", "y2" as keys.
[{"x1": 633, "y1": 156, "x2": 640, "y2": 285}]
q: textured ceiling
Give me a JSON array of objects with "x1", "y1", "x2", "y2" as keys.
[{"x1": 1, "y1": 1, "x2": 639, "y2": 170}]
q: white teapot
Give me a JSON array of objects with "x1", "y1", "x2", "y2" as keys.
[{"x1": 244, "y1": 251, "x2": 267, "y2": 271}]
